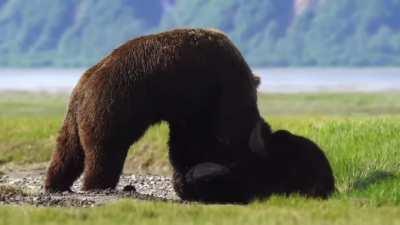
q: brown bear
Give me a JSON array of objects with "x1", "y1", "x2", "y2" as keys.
[
  {"x1": 173, "y1": 120, "x2": 335, "y2": 203},
  {"x1": 45, "y1": 28, "x2": 265, "y2": 192}
]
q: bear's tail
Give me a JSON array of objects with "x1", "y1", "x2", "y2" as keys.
[{"x1": 45, "y1": 107, "x2": 85, "y2": 192}]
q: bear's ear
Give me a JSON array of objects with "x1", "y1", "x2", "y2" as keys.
[
  {"x1": 271, "y1": 130, "x2": 294, "y2": 143},
  {"x1": 249, "y1": 120, "x2": 267, "y2": 157},
  {"x1": 252, "y1": 74, "x2": 261, "y2": 89}
]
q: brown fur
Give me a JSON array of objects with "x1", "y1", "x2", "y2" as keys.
[{"x1": 45, "y1": 28, "x2": 262, "y2": 192}]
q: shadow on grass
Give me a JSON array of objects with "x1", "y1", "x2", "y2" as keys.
[{"x1": 353, "y1": 171, "x2": 397, "y2": 191}]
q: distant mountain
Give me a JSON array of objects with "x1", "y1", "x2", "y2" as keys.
[
  {"x1": 0, "y1": 0, "x2": 400, "y2": 67},
  {"x1": 0, "y1": 0, "x2": 164, "y2": 67}
]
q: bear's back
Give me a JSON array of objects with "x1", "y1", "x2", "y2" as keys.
[{"x1": 74, "y1": 28, "x2": 257, "y2": 123}]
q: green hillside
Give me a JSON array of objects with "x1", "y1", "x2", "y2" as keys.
[{"x1": 1, "y1": 0, "x2": 400, "y2": 67}]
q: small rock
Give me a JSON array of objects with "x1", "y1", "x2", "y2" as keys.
[{"x1": 123, "y1": 185, "x2": 136, "y2": 192}]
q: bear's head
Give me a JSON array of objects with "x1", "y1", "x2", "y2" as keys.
[{"x1": 249, "y1": 120, "x2": 335, "y2": 199}]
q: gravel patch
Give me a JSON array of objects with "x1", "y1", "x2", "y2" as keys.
[{"x1": 0, "y1": 170, "x2": 182, "y2": 207}]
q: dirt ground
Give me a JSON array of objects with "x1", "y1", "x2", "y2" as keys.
[{"x1": 0, "y1": 168, "x2": 181, "y2": 207}]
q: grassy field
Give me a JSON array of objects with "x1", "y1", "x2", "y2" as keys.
[{"x1": 0, "y1": 91, "x2": 400, "y2": 225}]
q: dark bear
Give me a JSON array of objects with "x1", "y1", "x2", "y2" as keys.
[
  {"x1": 45, "y1": 28, "x2": 265, "y2": 192},
  {"x1": 173, "y1": 120, "x2": 335, "y2": 203}
]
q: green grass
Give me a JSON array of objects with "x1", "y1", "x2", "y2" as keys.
[
  {"x1": 1, "y1": 199, "x2": 400, "y2": 225},
  {"x1": 0, "y1": 91, "x2": 400, "y2": 224},
  {"x1": 258, "y1": 92, "x2": 400, "y2": 116}
]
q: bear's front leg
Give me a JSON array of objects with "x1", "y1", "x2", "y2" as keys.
[{"x1": 174, "y1": 162, "x2": 252, "y2": 204}]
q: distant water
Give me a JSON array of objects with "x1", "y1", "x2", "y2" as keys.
[
  {"x1": 254, "y1": 68, "x2": 400, "y2": 93},
  {"x1": 0, "y1": 69, "x2": 82, "y2": 92},
  {"x1": 0, "y1": 68, "x2": 400, "y2": 93}
]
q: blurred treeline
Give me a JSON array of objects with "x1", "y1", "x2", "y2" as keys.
[{"x1": 1, "y1": 0, "x2": 400, "y2": 67}]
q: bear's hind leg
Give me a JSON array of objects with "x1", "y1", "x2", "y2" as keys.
[
  {"x1": 79, "y1": 117, "x2": 151, "y2": 191},
  {"x1": 81, "y1": 142, "x2": 129, "y2": 190},
  {"x1": 45, "y1": 113, "x2": 85, "y2": 192},
  {"x1": 77, "y1": 78, "x2": 158, "y2": 191}
]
